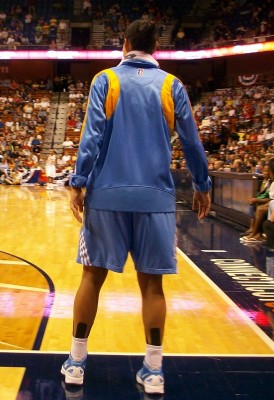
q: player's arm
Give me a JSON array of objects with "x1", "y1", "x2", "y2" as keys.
[
  {"x1": 192, "y1": 191, "x2": 211, "y2": 220},
  {"x1": 173, "y1": 79, "x2": 211, "y2": 219},
  {"x1": 69, "y1": 73, "x2": 108, "y2": 222},
  {"x1": 70, "y1": 187, "x2": 84, "y2": 223},
  {"x1": 69, "y1": 73, "x2": 108, "y2": 190}
]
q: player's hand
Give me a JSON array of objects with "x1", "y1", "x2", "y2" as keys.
[
  {"x1": 70, "y1": 187, "x2": 84, "y2": 223},
  {"x1": 192, "y1": 191, "x2": 211, "y2": 220}
]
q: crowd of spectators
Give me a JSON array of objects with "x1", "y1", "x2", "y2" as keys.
[
  {"x1": 170, "y1": 82, "x2": 274, "y2": 244},
  {"x1": 171, "y1": 84, "x2": 274, "y2": 173},
  {"x1": 188, "y1": 0, "x2": 274, "y2": 50},
  {"x1": 99, "y1": 1, "x2": 174, "y2": 49},
  {"x1": 96, "y1": 0, "x2": 274, "y2": 50},
  {"x1": 0, "y1": 77, "x2": 75, "y2": 187},
  {"x1": 0, "y1": 1, "x2": 71, "y2": 49},
  {"x1": 1, "y1": 73, "x2": 274, "y2": 191},
  {"x1": 64, "y1": 77, "x2": 89, "y2": 151},
  {"x1": 0, "y1": 0, "x2": 272, "y2": 50}
]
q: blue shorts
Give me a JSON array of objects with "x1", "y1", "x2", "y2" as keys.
[{"x1": 77, "y1": 208, "x2": 177, "y2": 274}]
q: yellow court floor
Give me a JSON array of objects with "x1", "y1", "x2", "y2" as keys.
[{"x1": 1, "y1": 185, "x2": 274, "y2": 356}]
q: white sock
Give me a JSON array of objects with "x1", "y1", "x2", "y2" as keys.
[
  {"x1": 71, "y1": 337, "x2": 88, "y2": 361},
  {"x1": 144, "y1": 344, "x2": 163, "y2": 370}
]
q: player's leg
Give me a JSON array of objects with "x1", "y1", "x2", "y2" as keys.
[
  {"x1": 61, "y1": 266, "x2": 108, "y2": 385},
  {"x1": 73, "y1": 265, "x2": 108, "y2": 338},
  {"x1": 62, "y1": 209, "x2": 130, "y2": 385},
  {"x1": 133, "y1": 212, "x2": 177, "y2": 394},
  {"x1": 136, "y1": 272, "x2": 166, "y2": 394},
  {"x1": 137, "y1": 272, "x2": 166, "y2": 346}
]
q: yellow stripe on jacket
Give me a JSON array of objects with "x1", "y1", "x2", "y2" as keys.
[
  {"x1": 104, "y1": 69, "x2": 120, "y2": 120},
  {"x1": 161, "y1": 73, "x2": 175, "y2": 134},
  {"x1": 79, "y1": 69, "x2": 120, "y2": 140}
]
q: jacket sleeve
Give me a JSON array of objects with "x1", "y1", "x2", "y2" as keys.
[
  {"x1": 69, "y1": 73, "x2": 108, "y2": 188},
  {"x1": 173, "y1": 78, "x2": 211, "y2": 192}
]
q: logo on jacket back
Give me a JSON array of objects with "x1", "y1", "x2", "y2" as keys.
[{"x1": 137, "y1": 68, "x2": 144, "y2": 76}]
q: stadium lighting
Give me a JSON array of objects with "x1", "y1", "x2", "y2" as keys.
[{"x1": 0, "y1": 42, "x2": 273, "y2": 60}]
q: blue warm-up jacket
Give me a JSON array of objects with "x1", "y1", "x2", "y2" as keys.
[{"x1": 70, "y1": 53, "x2": 211, "y2": 212}]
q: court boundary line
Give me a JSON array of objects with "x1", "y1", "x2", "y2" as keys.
[
  {"x1": 0, "y1": 342, "x2": 26, "y2": 350},
  {"x1": 0, "y1": 350, "x2": 274, "y2": 357},
  {"x1": 176, "y1": 247, "x2": 274, "y2": 352},
  {"x1": 0, "y1": 250, "x2": 55, "y2": 350},
  {"x1": 0, "y1": 283, "x2": 49, "y2": 292},
  {"x1": 0, "y1": 260, "x2": 28, "y2": 265}
]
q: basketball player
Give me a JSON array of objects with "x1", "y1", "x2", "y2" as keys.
[{"x1": 61, "y1": 19, "x2": 211, "y2": 395}]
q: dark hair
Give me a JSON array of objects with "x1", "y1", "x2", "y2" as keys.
[{"x1": 124, "y1": 20, "x2": 158, "y2": 54}]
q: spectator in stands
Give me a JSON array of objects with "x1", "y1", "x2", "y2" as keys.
[
  {"x1": 31, "y1": 134, "x2": 42, "y2": 153},
  {"x1": 230, "y1": 158, "x2": 245, "y2": 172},
  {"x1": 55, "y1": 154, "x2": 63, "y2": 169},
  {"x1": 0, "y1": 10, "x2": 7, "y2": 22},
  {"x1": 48, "y1": 38, "x2": 57, "y2": 50},
  {"x1": 62, "y1": 149, "x2": 71, "y2": 165},
  {"x1": 63, "y1": 136, "x2": 74, "y2": 148},
  {"x1": 0, "y1": 165, "x2": 6, "y2": 182},
  {"x1": 45, "y1": 149, "x2": 56, "y2": 190},
  {"x1": 24, "y1": 11, "x2": 33, "y2": 25},
  {"x1": 24, "y1": 154, "x2": 35, "y2": 168},
  {"x1": 4, "y1": 140, "x2": 14, "y2": 158},
  {"x1": 34, "y1": 31, "x2": 44, "y2": 45},
  {"x1": 6, "y1": 33, "x2": 16, "y2": 47},
  {"x1": 174, "y1": 27, "x2": 186, "y2": 50},
  {"x1": 3, "y1": 168, "x2": 22, "y2": 185},
  {"x1": 74, "y1": 117, "x2": 82, "y2": 132},
  {"x1": 41, "y1": 19, "x2": 49, "y2": 36},
  {"x1": 241, "y1": 164, "x2": 272, "y2": 237},
  {"x1": 31, "y1": 164, "x2": 47, "y2": 186},
  {"x1": 67, "y1": 115, "x2": 77, "y2": 128},
  {"x1": 21, "y1": 34, "x2": 30, "y2": 46},
  {"x1": 0, "y1": 28, "x2": 9, "y2": 44},
  {"x1": 73, "y1": 137, "x2": 80, "y2": 148},
  {"x1": 213, "y1": 160, "x2": 224, "y2": 171},
  {"x1": 58, "y1": 20, "x2": 68, "y2": 42},
  {"x1": 110, "y1": 34, "x2": 121, "y2": 47},
  {"x1": 263, "y1": 200, "x2": 274, "y2": 248},
  {"x1": 0, "y1": 154, "x2": 8, "y2": 170},
  {"x1": 83, "y1": 0, "x2": 92, "y2": 16},
  {"x1": 241, "y1": 158, "x2": 274, "y2": 244},
  {"x1": 48, "y1": 18, "x2": 58, "y2": 44}
]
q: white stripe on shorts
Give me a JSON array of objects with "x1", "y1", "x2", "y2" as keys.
[{"x1": 79, "y1": 229, "x2": 92, "y2": 266}]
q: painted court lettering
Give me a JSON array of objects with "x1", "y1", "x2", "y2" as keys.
[{"x1": 211, "y1": 258, "x2": 274, "y2": 309}]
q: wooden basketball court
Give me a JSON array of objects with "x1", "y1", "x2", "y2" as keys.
[{"x1": 1, "y1": 185, "x2": 274, "y2": 399}]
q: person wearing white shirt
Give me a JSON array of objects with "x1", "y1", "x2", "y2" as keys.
[
  {"x1": 45, "y1": 149, "x2": 57, "y2": 190},
  {"x1": 63, "y1": 137, "x2": 74, "y2": 148},
  {"x1": 62, "y1": 150, "x2": 71, "y2": 165}
]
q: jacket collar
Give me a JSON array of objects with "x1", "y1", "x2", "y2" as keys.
[{"x1": 119, "y1": 51, "x2": 159, "y2": 67}]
